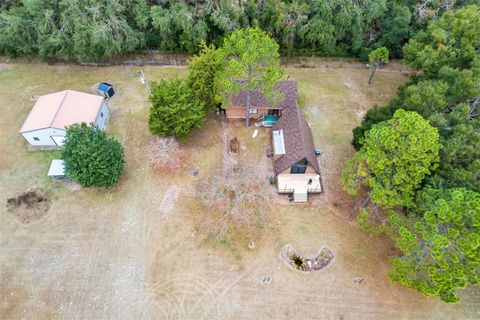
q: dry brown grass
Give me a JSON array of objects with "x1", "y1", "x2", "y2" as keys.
[
  {"x1": 0, "y1": 62, "x2": 478, "y2": 319},
  {"x1": 190, "y1": 119, "x2": 274, "y2": 246},
  {"x1": 196, "y1": 174, "x2": 271, "y2": 243}
]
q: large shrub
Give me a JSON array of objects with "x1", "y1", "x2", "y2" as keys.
[
  {"x1": 149, "y1": 78, "x2": 206, "y2": 141},
  {"x1": 187, "y1": 43, "x2": 221, "y2": 112},
  {"x1": 62, "y1": 123, "x2": 124, "y2": 188}
]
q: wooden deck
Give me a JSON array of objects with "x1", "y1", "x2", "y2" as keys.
[{"x1": 277, "y1": 173, "x2": 322, "y2": 195}]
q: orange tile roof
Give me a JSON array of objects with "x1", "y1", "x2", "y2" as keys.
[{"x1": 19, "y1": 90, "x2": 104, "y2": 133}]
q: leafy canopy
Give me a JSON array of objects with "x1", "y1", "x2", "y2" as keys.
[
  {"x1": 0, "y1": 0, "x2": 147, "y2": 62},
  {"x1": 62, "y1": 123, "x2": 124, "y2": 188},
  {"x1": 403, "y1": 5, "x2": 480, "y2": 77},
  {"x1": 352, "y1": 6, "x2": 480, "y2": 192},
  {"x1": 369, "y1": 46, "x2": 389, "y2": 66},
  {"x1": 377, "y1": 3, "x2": 412, "y2": 57},
  {"x1": 342, "y1": 109, "x2": 440, "y2": 208},
  {"x1": 388, "y1": 188, "x2": 480, "y2": 303},
  {"x1": 215, "y1": 27, "x2": 284, "y2": 125},
  {"x1": 348, "y1": 5, "x2": 480, "y2": 303},
  {"x1": 428, "y1": 119, "x2": 480, "y2": 192},
  {"x1": 150, "y1": 1, "x2": 207, "y2": 54},
  {"x1": 368, "y1": 46, "x2": 389, "y2": 84},
  {"x1": 149, "y1": 78, "x2": 206, "y2": 141}
]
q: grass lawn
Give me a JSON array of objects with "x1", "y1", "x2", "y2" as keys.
[{"x1": 0, "y1": 62, "x2": 478, "y2": 319}]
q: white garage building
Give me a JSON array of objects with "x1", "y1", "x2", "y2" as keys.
[{"x1": 19, "y1": 90, "x2": 110, "y2": 147}]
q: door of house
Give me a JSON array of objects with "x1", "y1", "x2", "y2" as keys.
[{"x1": 51, "y1": 135, "x2": 65, "y2": 146}]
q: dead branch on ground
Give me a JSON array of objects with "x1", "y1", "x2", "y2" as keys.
[
  {"x1": 196, "y1": 171, "x2": 271, "y2": 242},
  {"x1": 148, "y1": 137, "x2": 188, "y2": 171}
]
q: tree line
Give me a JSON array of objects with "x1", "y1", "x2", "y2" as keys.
[
  {"x1": 0, "y1": 0, "x2": 478, "y2": 62},
  {"x1": 343, "y1": 5, "x2": 480, "y2": 303}
]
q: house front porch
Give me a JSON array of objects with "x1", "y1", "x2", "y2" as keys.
[{"x1": 277, "y1": 173, "x2": 322, "y2": 202}]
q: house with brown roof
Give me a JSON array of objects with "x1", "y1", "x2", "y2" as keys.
[
  {"x1": 225, "y1": 80, "x2": 297, "y2": 124},
  {"x1": 229, "y1": 80, "x2": 322, "y2": 202},
  {"x1": 272, "y1": 88, "x2": 322, "y2": 202},
  {"x1": 19, "y1": 90, "x2": 110, "y2": 147}
]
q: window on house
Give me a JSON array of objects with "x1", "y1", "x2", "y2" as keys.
[
  {"x1": 249, "y1": 109, "x2": 258, "y2": 114},
  {"x1": 33, "y1": 137, "x2": 40, "y2": 141},
  {"x1": 291, "y1": 159, "x2": 308, "y2": 174},
  {"x1": 268, "y1": 109, "x2": 279, "y2": 116}
]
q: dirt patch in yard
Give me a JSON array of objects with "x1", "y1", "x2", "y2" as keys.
[
  {"x1": 159, "y1": 185, "x2": 181, "y2": 215},
  {"x1": 6, "y1": 187, "x2": 51, "y2": 223}
]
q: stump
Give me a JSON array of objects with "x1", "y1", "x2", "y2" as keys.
[{"x1": 229, "y1": 137, "x2": 239, "y2": 155}]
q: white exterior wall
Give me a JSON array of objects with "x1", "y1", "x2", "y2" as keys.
[
  {"x1": 21, "y1": 128, "x2": 67, "y2": 146},
  {"x1": 21, "y1": 101, "x2": 108, "y2": 147},
  {"x1": 94, "y1": 102, "x2": 110, "y2": 130}
]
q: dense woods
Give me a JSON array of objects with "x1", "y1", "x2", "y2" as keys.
[
  {"x1": 0, "y1": 0, "x2": 478, "y2": 62},
  {"x1": 346, "y1": 5, "x2": 480, "y2": 303}
]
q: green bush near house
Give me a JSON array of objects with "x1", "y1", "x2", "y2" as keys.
[
  {"x1": 62, "y1": 123, "x2": 124, "y2": 188},
  {"x1": 149, "y1": 78, "x2": 206, "y2": 141}
]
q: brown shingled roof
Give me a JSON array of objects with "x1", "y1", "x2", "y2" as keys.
[
  {"x1": 230, "y1": 80, "x2": 297, "y2": 109},
  {"x1": 272, "y1": 102, "x2": 320, "y2": 175},
  {"x1": 229, "y1": 79, "x2": 319, "y2": 175}
]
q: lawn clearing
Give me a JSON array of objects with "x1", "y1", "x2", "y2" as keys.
[{"x1": 0, "y1": 63, "x2": 478, "y2": 319}]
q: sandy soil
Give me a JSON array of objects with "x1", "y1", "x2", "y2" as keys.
[{"x1": 0, "y1": 64, "x2": 478, "y2": 319}]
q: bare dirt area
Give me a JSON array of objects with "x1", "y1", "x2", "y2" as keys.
[
  {"x1": 6, "y1": 187, "x2": 51, "y2": 223},
  {"x1": 0, "y1": 63, "x2": 479, "y2": 319}
]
